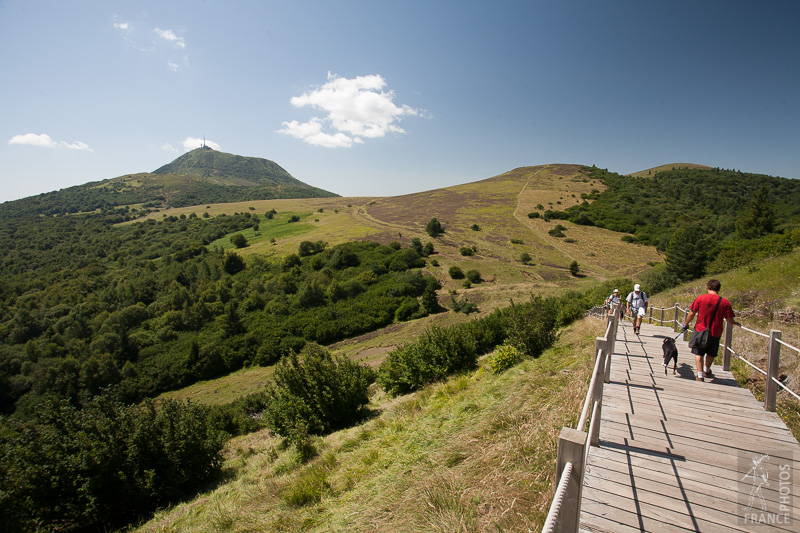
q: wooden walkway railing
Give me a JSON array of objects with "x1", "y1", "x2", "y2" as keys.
[{"x1": 544, "y1": 305, "x2": 800, "y2": 532}]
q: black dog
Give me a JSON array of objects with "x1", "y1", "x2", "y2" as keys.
[{"x1": 662, "y1": 337, "x2": 678, "y2": 375}]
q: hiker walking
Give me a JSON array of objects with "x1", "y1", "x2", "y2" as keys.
[
  {"x1": 683, "y1": 278, "x2": 740, "y2": 382},
  {"x1": 626, "y1": 284, "x2": 648, "y2": 335},
  {"x1": 605, "y1": 288, "x2": 623, "y2": 318}
]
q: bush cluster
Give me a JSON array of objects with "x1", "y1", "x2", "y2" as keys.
[
  {"x1": 262, "y1": 344, "x2": 375, "y2": 442},
  {"x1": 377, "y1": 279, "x2": 629, "y2": 396},
  {"x1": 485, "y1": 343, "x2": 523, "y2": 374},
  {"x1": 0, "y1": 395, "x2": 224, "y2": 532}
]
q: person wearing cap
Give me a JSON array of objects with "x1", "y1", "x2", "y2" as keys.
[
  {"x1": 626, "y1": 284, "x2": 648, "y2": 334},
  {"x1": 605, "y1": 288, "x2": 623, "y2": 318}
]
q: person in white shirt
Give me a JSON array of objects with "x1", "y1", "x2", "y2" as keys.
[{"x1": 626, "y1": 284, "x2": 648, "y2": 335}]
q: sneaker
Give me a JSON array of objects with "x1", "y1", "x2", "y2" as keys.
[
  {"x1": 696, "y1": 376, "x2": 704, "y2": 382},
  {"x1": 705, "y1": 369, "x2": 714, "y2": 379}
]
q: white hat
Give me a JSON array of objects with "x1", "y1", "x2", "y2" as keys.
[
  {"x1": 613, "y1": 289, "x2": 619, "y2": 293},
  {"x1": 634, "y1": 284, "x2": 641, "y2": 291}
]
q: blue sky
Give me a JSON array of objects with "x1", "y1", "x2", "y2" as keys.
[{"x1": 1, "y1": 0, "x2": 798, "y2": 203}]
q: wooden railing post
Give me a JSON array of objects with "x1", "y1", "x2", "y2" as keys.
[
  {"x1": 648, "y1": 306, "x2": 653, "y2": 325},
  {"x1": 765, "y1": 330, "x2": 782, "y2": 412},
  {"x1": 722, "y1": 320, "x2": 734, "y2": 372},
  {"x1": 604, "y1": 314, "x2": 615, "y2": 383},
  {"x1": 555, "y1": 428, "x2": 587, "y2": 533},
  {"x1": 659, "y1": 307, "x2": 665, "y2": 327},
  {"x1": 673, "y1": 305, "x2": 680, "y2": 332}
]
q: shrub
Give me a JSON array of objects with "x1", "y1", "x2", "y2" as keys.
[
  {"x1": 527, "y1": 212, "x2": 540, "y2": 219},
  {"x1": 485, "y1": 343, "x2": 523, "y2": 374},
  {"x1": 465, "y1": 269, "x2": 481, "y2": 283},
  {"x1": 230, "y1": 233, "x2": 248, "y2": 248},
  {"x1": 448, "y1": 265, "x2": 464, "y2": 279},
  {"x1": 451, "y1": 296, "x2": 477, "y2": 314},
  {"x1": 298, "y1": 240, "x2": 327, "y2": 257},
  {"x1": 509, "y1": 238, "x2": 523, "y2": 244},
  {"x1": 471, "y1": 224, "x2": 481, "y2": 231},
  {"x1": 459, "y1": 246, "x2": 474, "y2": 256},
  {"x1": 426, "y1": 218, "x2": 444, "y2": 237},
  {"x1": 262, "y1": 344, "x2": 375, "y2": 441},
  {"x1": 288, "y1": 215, "x2": 301, "y2": 223},
  {"x1": 377, "y1": 325, "x2": 479, "y2": 396},
  {"x1": 621, "y1": 234, "x2": 637, "y2": 243},
  {"x1": 520, "y1": 252, "x2": 532, "y2": 264},
  {"x1": 548, "y1": 225, "x2": 566, "y2": 238},
  {"x1": 569, "y1": 261, "x2": 579, "y2": 276},
  {"x1": 505, "y1": 296, "x2": 557, "y2": 357},
  {"x1": 395, "y1": 297, "x2": 422, "y2": 322},
  {"x1": 639, "y1": 263, "x2": 681, "y2": 294}
]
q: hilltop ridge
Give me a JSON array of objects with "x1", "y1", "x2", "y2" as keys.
[{"x1": 153, "y1": 147, "x2": 303, "y2": 188}]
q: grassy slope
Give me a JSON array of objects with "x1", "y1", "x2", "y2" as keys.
[
  {"x1": 136, "y1": 318, "x2": 603, "y2": 533},
  {"x1": 158, "y1": 164, "x2": 661, "y2": 404}
]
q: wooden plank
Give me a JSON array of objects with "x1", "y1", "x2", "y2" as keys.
[
  {"x1": 584, "y1": 456, "x2": 800, "y2": 519},
  {"x1": 600, "y1": 418, "x2": 800, "y2": 459},
  {"x1": 600, "y1": 404, "x2": 799, "y2": 445}
]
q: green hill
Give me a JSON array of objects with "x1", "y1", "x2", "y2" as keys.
[
  {"x1": 0, "y1": 148, "x2": 337, "y2": 218},
  {"x1": 154, "y1": 146, "x2": 297, "y2": 187}
]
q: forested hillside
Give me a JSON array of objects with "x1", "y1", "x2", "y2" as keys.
[
  {"x1": 0, "y1": 210, "x2": 442, "y2": 417},
  {"x1": 561, "y1": 166, "x2": 800, "y2": 249}
]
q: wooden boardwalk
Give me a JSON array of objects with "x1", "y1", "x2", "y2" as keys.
[{"x1": 579, "y1": 320, "x2": 800, "y2": 532}]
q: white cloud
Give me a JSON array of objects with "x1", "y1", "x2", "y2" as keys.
[
  {"x1": 162, "y1": 143, "x2": 179, "y2": 153},
  {"x1": 9, "y1": 133, "x2": 92, "y2": 151},
  {"x1": 113, "y1": 21, "x2": 130, "y2": 31},
  {"x1": 182, "y1": 137, "x2": 221, "y2": 151},
  {"x1": 154, "y1": 28, "x2": 185, "y2": 49},
  {"x1": 167, "y1": 61, "x2": 179, "y2": 72},
  {"x1": 279, "y1": 73, "x2": 420, "y2": 147}
]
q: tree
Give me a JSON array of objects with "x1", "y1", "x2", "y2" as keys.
[
  {"x1": 520, "y1": 252, "x2": 532, "y2": 264},
  {"x1": 569, "y1": 261, "x2": 579, "y2": 276},
  {"x1": 421, "y1": 282, "x2": 439, "y2": 314},
  {"x1": 736, "y1": 184, "x2": 775, "y2": 239},
  {"x1": 448, "y1": 265, "x2": 464, "y2": 279},
  {"x1": 466, "y1": 269, "x2": 481, "y2": 283},
  {"x1": 425, "y1": 218, "x2": 444, "y2": 237},
  {"x1": 223, "y1": 251, "x2": 245, "y2": 275},
  {"x1": 230, "y1": 233, "x2": 248, "y2": 248},
  {"x1": 665, "y1": 225, "x2": 709, "y2": 281}
]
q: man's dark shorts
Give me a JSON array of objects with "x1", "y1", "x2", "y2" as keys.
[{"x1": 691, "y1": 335, "x2": 721, "y2": 358}]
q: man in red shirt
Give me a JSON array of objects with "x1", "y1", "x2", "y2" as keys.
[{"x1": 683, "y1": 279, "x2": 740, "y2": 382}]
